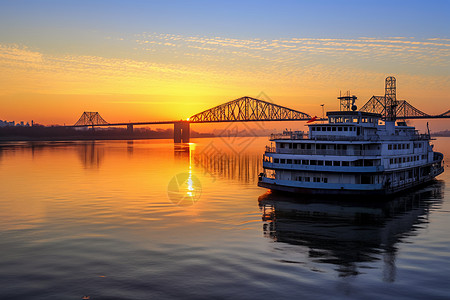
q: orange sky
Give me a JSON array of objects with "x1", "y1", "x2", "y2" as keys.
[{"x1": 0, "y1": 2, "x2": 449, "y2": 131}]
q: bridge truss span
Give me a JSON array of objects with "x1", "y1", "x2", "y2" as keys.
[
  {"x1": 360, "y1": 96, "x2": 431, "y2": 119},
  {"x1": 74, "y1": 112, "x2": 109, "y2": 126},
  {"x1": 189, "y1": 96, "x2": 311, "y2": 123}
]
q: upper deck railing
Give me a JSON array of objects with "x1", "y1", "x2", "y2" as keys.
[
  {"x1": 265, "y1": 146, "x2": 381, "y2": 156},
  {"x1": 270, "y1": 131, "x2": 307, "y2": 140},
  {"x1": 269, "y1": 131, "x2": 431, "y2": 142}
]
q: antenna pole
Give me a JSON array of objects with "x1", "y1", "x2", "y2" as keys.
[{"x1": 321, "y1": 104, "x2": 325, "y2": 123}]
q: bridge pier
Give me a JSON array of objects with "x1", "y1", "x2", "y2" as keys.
[
  {"x1": 127, "y1": 124, "x2": 134, "y2": 134},
  {"x1": 174, "y1": 121, "x2": 190, "y2": 143}
]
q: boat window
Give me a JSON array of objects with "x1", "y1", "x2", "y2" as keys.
[
  {"x1": 313, "y1": 177, "x2": 320, "y2": 182},
  {"x1": 287, "y1": 159, "x2": 292, "y2": 164},
  {"x1": 304, "y1": 177, "x2": 310, "y2": 182},
  {"x1": 338, "y1": 127, "x2": 343, "y2": 131},
  {"x1": 306, "y1": 144, "x2": 312, "y2": 149},
  {"x1": 293, "y1": 144, "x2": 297, "y2": 149},
  {"x1": 317, "y1": 160, "x2": 324, "y2": 166},
  {"x1": 274, "y1": 158, "x2": 279, "y2": 163},
  {"x1": 344, "y1": 127, "x2": 348, "y2": 131},
  {"x1": 310, "y1": 160, "x2": 317, "y2": 165},
  {"x1": 294, "y1": 160, "x2": 300, "y2": 164},
  {"x1": 297, "y1": 176, "x2": 302, "y2": 181},
  {"x1": 325, "y1": 161, "x2": 332, "y2": 166},
  {"x1": 364, "y1": 160, "x2": 374, "y2": 166},
  {"x1": 280, "y1": 159, "x2": 286, "y2": 164},
  {"x1": 326, "y1": 127, "x2": 331, "y2": 131},
  {"x1": 394, "y1": 144, "x2": 397, "y2": 150},
  {"x1": 388, "y1": 144, "x2": 392, "y2": 150},
  {"x1": 333, "y1": 161, "x2": 340, "y2": 166},
  {"x1": 302, "y1": 160, "x2": 309, "y2": 165},
  {"x1": 361, "y1": 175, "x2": 372, "y2": 184},
  {"x1": 342, "y1": 161, "x2": 349, "y2": 167},
  {"x1": 332, "y1": 127, "x2": 337, "y2": 131},
  {"x1": 322, "y1": 178, "x2": 328, "y2": 183}
]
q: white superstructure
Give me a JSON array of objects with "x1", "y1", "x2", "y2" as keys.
[{"x1": 258, "y1": 109, "x2": 444, "y2": 196}]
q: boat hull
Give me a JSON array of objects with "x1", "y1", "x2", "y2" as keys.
[{"x1": 258, "y1": 172, "x2": 442, "y2": 196}]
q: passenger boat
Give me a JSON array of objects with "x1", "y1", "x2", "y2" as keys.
[{"x1": 258, "y1": 85, "x2": 444, "y2": 196}]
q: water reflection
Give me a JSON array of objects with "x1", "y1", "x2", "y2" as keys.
[
  {"x1": 127, "y1": 140, "x2": 134, "y2": 156},
  {"x1": 174, "y1": 143, "x2": 190, "y2": 162},
  {"x1": 194, "y1": 149, "x2": 261, "y2": 183},
  {"x1": 78, "y1": 141, "x2": 104, "y2": 169},
  {"x1": 258, "y1": 182, "x2": 444, "y2": 281},
  {"x1": 169, "y1": 143, "x2": 202, "y2": 206}
]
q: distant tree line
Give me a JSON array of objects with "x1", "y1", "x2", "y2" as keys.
[
  {"x1": 0, "y1": 126, "x2": 212, "y2": 141},
  {"x1": 432, "y1": 130, "x2": 450, "y2": 137}
]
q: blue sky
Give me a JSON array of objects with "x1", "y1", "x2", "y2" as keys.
[{"x1": 1, "y1": 0, "x2": 448, "y2": 51}]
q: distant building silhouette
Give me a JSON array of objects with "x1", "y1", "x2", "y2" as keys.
[{"x1": 0, "y1": 119, "x2": 30, "y2": 127}]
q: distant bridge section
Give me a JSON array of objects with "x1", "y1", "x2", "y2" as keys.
[
  {"x1": 360, "y1": 96, "x2": 430, "y2": 119},
  {"x1": 74, "y1": 112, "x2": 109, "y2": 126},
  {"x1": 360, "y1": 96, "x2": 449, "y2": 119},
  {"x1": 360, "y1": 77, "x2": 449, "y2": 119},
  {"x1": 189, "y1": 96, "x2": 311, "y2": 123}
]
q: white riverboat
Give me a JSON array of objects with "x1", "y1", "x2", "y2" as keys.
[{"x1": 258, "y1": 88, "x2": 444, "y2": 196}]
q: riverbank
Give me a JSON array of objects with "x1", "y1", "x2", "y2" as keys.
[{"x1": 0, "y1": 126, "x2": 213, "y2": 141}]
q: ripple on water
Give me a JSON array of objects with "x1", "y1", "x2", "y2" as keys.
[{"x1": 0, "y1": 138, "x2": 450, "y2": 299}]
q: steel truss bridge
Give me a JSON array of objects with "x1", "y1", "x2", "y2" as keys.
[
  {"x1": 69, "y1": 78, "x2": 449, "y2": 142},
  {"x1": 360, "y1": 96, "x2": 450, "y2": 119}
]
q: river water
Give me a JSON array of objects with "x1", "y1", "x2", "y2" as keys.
[{"x1": 0, "y1": 136, "x2": 449, "y2": 299}]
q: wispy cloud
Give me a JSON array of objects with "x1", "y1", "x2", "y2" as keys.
[
  {"x1": 133, "y1": 34, "x2": 450, "y2": 69},
  {"x1": 0, "y1": 33, "x2": 449, "y2": 110}
]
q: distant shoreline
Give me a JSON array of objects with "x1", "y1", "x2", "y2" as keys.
[
  {"x1": 432, "y1": 132, "x2": 450, "y2": 137},
  {"x1": 0, "y1": 126, "x2": 213, "y2": 142}
]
